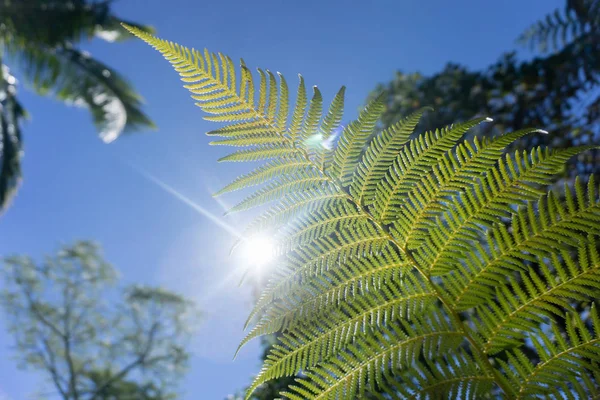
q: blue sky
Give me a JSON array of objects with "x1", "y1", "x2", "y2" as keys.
[{"x1": 0, "y1": 0, "x2": 562, "y2": 398}]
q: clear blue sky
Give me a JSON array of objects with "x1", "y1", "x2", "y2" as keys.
[{"x1": 0, "y1": 0, "x2": 562, "y2": 398}]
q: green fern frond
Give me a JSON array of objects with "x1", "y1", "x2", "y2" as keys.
[
  {"x1": 240, "y1": 188, "x2": 350, "y2": 241},
  {"x1": 414, "y1": 146, "x2": 596, "y2": 275},
  {"x1": 282, "y1": 309, "x2": 464, "y2": 400},
  {"x1": 329, "y1": 97, "x2": 385, "y2": 186},
  {"x1": 371, "y1": 117, "x2": 492, "y2": 224},
  {"x1": 391, "y1": 128, "x2": 546, "y2": 248},
  {"x1": 213, "y1": 158, "x2": 312, "y2": 196},
  {"x1": 289, "y1": 75, "x2": 307, "y2": 144},
  {"x1": 217, "y1": 146, "x2": 297, "y2": 162},
  {"x1": 350, "y1": 108, "x2": 429, "y2": 205},
  {"x1": 500, "y1": 306, "x2": 600, "y2": 399},
  {"x1": 247, "y1": 268, "x2": 435, "y2": 393},
  {"x1": 126, "y1": 25, "x2": 600, "y2": 399},
  {"x1": 227, "y1": 172, "x2": 330, "y2": 214},
  {"x1": 300, "y1": 86, "x2": 323, "y2": 144},
  {"x1": 474, "y1": 240, "x2": 600, "y2": 354},
  {"x1": 388, "y1": 350, "x2": 495, "y2": 399},
  {"x1": 448, "y1": 177, "x2": 600, "y2": 310},
  {"x1": 242, "y1": 224, "x2": 394, "y2": 337}
]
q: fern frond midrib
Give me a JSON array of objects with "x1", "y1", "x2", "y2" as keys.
[
  {"x1": 516, "y1": 337, "x2": 600, "y2": 398},
  {"x1": 483, "y1": 267, "x2": 599, "y2": 353}
]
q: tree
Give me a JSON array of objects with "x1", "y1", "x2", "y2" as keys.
[
  {"x1": 1, "y1": 241, "x2": 196, "y2": 400},
  {"x1": 0, "y1": 1, "x2": 155, "y2": 212},
  {"x1": 129, "y1": 25, "x2": 600, "y2": 398},
  {"x1": 84, "y1": 369, "x2": 172, "y2": 400},
  {"x1": 374, "y1": 0, "x2": 600, "y2": 178}
]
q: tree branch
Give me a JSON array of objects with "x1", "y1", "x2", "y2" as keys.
[{"x1": 87, "y1": 322, "x2": 160, "y2": 399}]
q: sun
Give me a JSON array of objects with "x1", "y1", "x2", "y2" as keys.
[{"x1": 240, "y1": 235, "x2": 276, "y2": 267}]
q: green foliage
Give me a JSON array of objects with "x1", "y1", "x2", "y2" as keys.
[
  {"x1": 0, "y1": 0, "x2": 155, "y2": 213},
  {"x1": 374, "y1": 0, "x2": 600, "y2": 183},
  {"x1": 127, "y1": 25, "x2": 600, "y2": 399},
  {"x1": 0, "y1": 241, "x2": 196, "y2": 400},
  {"x1": 85, "y1": 369, "x2": 174, "y2": 400}
]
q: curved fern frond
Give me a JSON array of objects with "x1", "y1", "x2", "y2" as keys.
[
  {"x1": 127, "y1": 25, "x2": 600, "y2": 400},
  {"x1": 242, "y1": 224, "x2": 394, "y2": 339},
  {"x1": 247, "y1": 269, "x2": 434, "y2": 393},
  {"x1": 213, "y1": 158, "x2": 312, "y2": 196},
  {"x1": 227, "y1": 171, "x2": 329, "y2": 214},
  {"x1": 392, "y1": 128, "x2": 546, "y2": 248},
  {"x1": 415, "y1": 146, "x2": 596, "y2": 275},
  {"x1": 282, "y1": 309, "x2": 464, "y2": 400},
  {"x1": 448, "y1": 177, "x2": 600, "y2": 310},
  {"x1": 241, "y1": 187, "x2": 350, "y2": 241},
  {"x1": 371, "y1": 117, "x2": 493, "y2": 223}
]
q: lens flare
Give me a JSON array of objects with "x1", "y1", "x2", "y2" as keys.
[{"x1": 241, "y1": 236, "x2": 276, "y2": 267}]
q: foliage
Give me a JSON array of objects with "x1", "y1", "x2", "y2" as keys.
[
  {"x1": 0, "y1": 241, "x2": 195, "y2": 400},
  {"x1": 85, "y1": 369, "x2": 173, "y2": 400},
  {"x1": 0, "y1": 0, "x2": 155, "y2": 213},
  {"x1": 374, "y1": 0, "x2": 600, "y2": 180},
  {"x1": 127, "y1": 25, "x2": 600, "y2": 399}
]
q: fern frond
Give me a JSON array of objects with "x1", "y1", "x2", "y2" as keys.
[
  {"x1": 217, "y1": 146, "x2": 297, "y2": 162},
  {"x1": 448, "y1": 177, "x2": 600, "y2": 310},
  {"x1": 316, "y1": 86, "x2": 345, "y2": 169},
  {"x1": 329, "y1": 97, "x2": 385, "y2": 186},
  {"x1": 247, "y1": 269, "x2": 434, "y2": 394},
  {"x1": 240, "y1": 188, "x2": 350, "y2": 241},
  {"x1": 350, "y1": 108, "x2": 429, "y2": 205},
  {"x1": 415, "y1": 146, "x2": 596, "y2": 275},
  {"x1": 127, "y1": 25, "x2": 600, "y2": 399},
  {"x1": 474, "y1": 240, "x2": 600, "y2": 354},
  {"x1": 227, "y1": 172, "x2": 330, "y2": 214},
  {"x1": 241, "y1": 225, "x2": 394, "y2": 341},
  {"x1": 300, "y1": 86, "x2": 323, "y2": 144},
  {"x1": 277, "y1": 209, "x2": 367, "y2": 251},
  {"x1": 371, "y1": 117, "x2": 492, "y2": 224},
  {"x1": 388, "y1": 350, "x2": 495, "y2": 399},
  {"x1": 214, "y1": 158, "x2": 313, "y2": 196},
  {"x1": 282, "y1": 309, "x2": 464, "y2": 400},
  {"x1": 392, "y1": 128, "x2": 545, "y2": 248},
  {"x1": 500, "y1": 307, "x2": 600, "y2": 399},
  {"x1": 289, "y1": 75, "x2": 307, "y2": 145}
]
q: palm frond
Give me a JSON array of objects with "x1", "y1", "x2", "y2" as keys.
[
  {"x1": 14, "y1": 45, "x2": 154, "y2": 142},
  {"x1": 0, "y1": 64, "x2": 26, "y2": 212}
]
